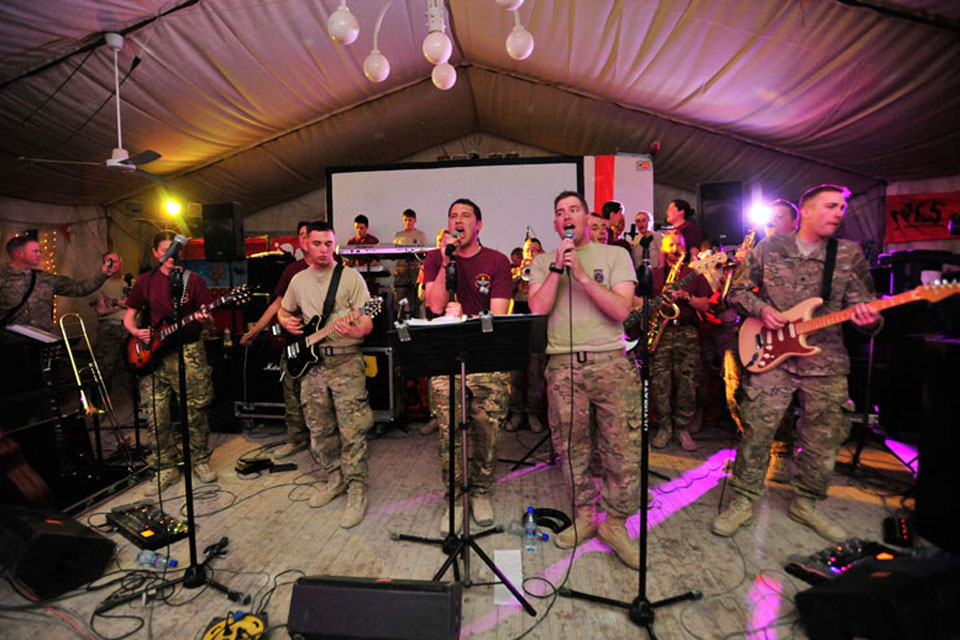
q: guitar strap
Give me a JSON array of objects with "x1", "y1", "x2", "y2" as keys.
[
  {"x1": 820, "y1": 237, "x2": 838, "y2": 303},
  {"x1": 318, "y1": 263, "x2": 344, "y2": 329},
  {"x1": 0, "y1": 269, "x2": 38, "y2": 327}
]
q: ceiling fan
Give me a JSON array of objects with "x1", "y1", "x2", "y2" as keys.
[{"x1": 19, "y1": 32, "x2": 164, "y2": 182}]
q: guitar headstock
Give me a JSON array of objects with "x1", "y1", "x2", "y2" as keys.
[
  {"x1": 916, "y1": 279, "x2": 960, "y2": 302},
  {"x1": 226, "y1": 284, "x2": 252, "y2": 306},
  {"x1": 690, "y1": 251, "x2": 728, "y2": 273},
  {"x1": 362, "y1": 296, "x2": 383, "y2": 318}
]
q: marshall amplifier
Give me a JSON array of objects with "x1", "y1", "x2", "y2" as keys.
[{"x1": 287, "y1": 575, "x2": 462, "y2": 640}]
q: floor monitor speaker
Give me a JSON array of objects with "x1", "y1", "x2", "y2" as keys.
[
  {"x1": 0, "y1": 505, "x2": 116, "y2": 599},
  {"x1": 287, "y1": 575, "x2": 462, "y2": 640},
  {"x1": 202, "y1": 202, "x2": 244, "y2": 261}
]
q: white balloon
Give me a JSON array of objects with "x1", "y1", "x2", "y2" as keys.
[
  {"x1": 431, "y1": 63, "x2": 457, "y2": 90},
  {"x1": 506, "y1": 25, "x2": 534, "y2": 61},
  {"x1": 496, "y1": 0, "x2": 525, "y2": 10},
  {"x1": 327, "y1": 6, "x2": 359, "y2": 45},
  {"x1": 363, "y1": 50, "x2": 390, "y2": 82},
  {"x1": 422, "y1": 30, "x2": 453, "y2": 65}
]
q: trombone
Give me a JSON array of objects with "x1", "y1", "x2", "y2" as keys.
[{"x1": 59, "y1": 313, "x2": 134, "y2": 466}]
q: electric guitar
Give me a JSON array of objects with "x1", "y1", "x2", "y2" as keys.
[
  {"x1": 623, "y1": 252, "x2": 728, "y2": 341},
  {"x1": 738, "y1": 280, "x2": 960, "y2": 373},
  {"x1": 284, "y1": 297, "x2": 383, "y2": 378},
  {"x1": 125, "y1": 284, "x2": 251, "y2": 375}
]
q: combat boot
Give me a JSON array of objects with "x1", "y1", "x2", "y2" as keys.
[
  {"x1": 145, "y1": 467, "x2": 179, "y2": 496},
  {"x1": 650, "y1": 428, "x2": 671, "y2": 449},
  {"x1": 597, "y1": 515, "x2": 640, "y2": 569},
  {"x1": 274, "y1": 441, "x2": 307, "y2": 459},
  {"x1": 440, "y1": 504, "x2": 463, "y2": 536},
  {"x1": 339, "y1": 483, "x2": 367, "y2": 529},
  {"x1": 310, "y1": 470, "x2": 346, "y2": 508},
  {"x1": 711, "y1": 495, "x2": 754, "y2": 537},
  {"x1": 528, "y1": 415, "x2": 545, "y2": 434},
  {"x1": 554, "y1": 507, "x2": 598, "y2": 549},
  {"x1": 788, "y1": 497, "x2": 847, "y2": 542},
  {"x1": 765, "y1": 454, "x2": 792, "y2": 483},
  {"x1": 193, "y1": 461, "x2": 217, "y2": 483},
  {"x1": 471, "y1": 493, "x2": 494, "y2": 526}
]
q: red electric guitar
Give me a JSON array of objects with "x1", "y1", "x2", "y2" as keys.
[
  {"x1": 125, "y1": 284, "x2": 250, "y2": 375},
  {"x1": 738, "y1": 280, "x2": 960, "y2": 373}
]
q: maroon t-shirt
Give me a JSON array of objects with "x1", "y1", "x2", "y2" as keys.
[
  {"x1": 422, "y1": 246, "x2": 512, "y2": 316},
  {"x1": 274, "y1": 259, "x2": 309, "y2": 299},
  {"x1": 347, "y1": 235, "x2": 380, "y2": 246},
  {"x1": 674, "y1": 221, "x2": 703, "y2": 258},
  {"x1": 650, "y1": 264, "x2": 712, "y2": 325},
  {"x1": 126, "y1": 269, "x2": 213, "y2": 341}
]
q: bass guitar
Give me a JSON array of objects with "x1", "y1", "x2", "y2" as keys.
[
  {"x1": 125, "y1": 284, "x2": 251, "y2": 375},
  {"x1": 623, "y1": 251, "x2": 728, "y2": 341},
  {"x1": 284, "y1": 297, "x2": 383, "y2": 378},
  {"x1": 738, "y1": 280, "x2": 960, "y2": 373}
]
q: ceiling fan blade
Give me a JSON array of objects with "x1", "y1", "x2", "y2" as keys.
[
  {"x1": 127, "y1": 149, "x2": 161, "y2": 166},
  {"x1": 133, "y1": 168, "x2": 169, "y2": 184},
  {"x1": 18, "y1": 156, "x2": 100, "y2": 166}
]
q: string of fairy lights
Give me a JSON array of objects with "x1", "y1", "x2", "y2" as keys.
[{"x1": 38, "y1": 228, "x2": 60, "y2": 322}]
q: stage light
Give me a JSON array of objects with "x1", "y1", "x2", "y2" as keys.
[
  {"x1": 747, "y1": 202, "x2": 771, "y2": 228},
  {"x1": 422, "y1": 30, "x2": 452, "y2": 65},
  {"x1": 431, "y1": 63, "x2": 456, "y2": 90},
  {"x1": 506, "y1": 21, "x2": 534, "y2": 60},
  {"x1": 363, "y1": 49, "x2": 390, "y2": 82},
  {"x1": 164, "y1": 200, "x2": 182, "y2": 216},
  {"x1": 327, "y1": 0, "x2": 360, "y2": 45}
]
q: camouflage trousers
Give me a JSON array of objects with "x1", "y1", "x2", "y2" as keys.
[
  {"x1": 429, "y1": 371, "x2": 509, "y2": 497},
  {"x1": 650, "y1": 325, "x2": 700, "y2": 433},
  {"x1": 300, "y1": 353, "x2": 373, "y2": 486},
  {"x1": 545, "y1": 351, "x2": 641, "y2": 517},
  {"x1": 280, "y1": 352, "x2": 307, "y2": 446},
  {"x1": 509, "y1": 352, "x2": 546, "y2": 416},
  {"x1": 139, "y1": 341, "x2": 213, "y2": 468},
  {"x1": 723, "y1": 348, "x2": 796, "y2": 456},
  {"x1": 93, "y1": 322, "x2": 126, "y2": 389},
  {"x1": 732, "y1": 369, "x2": 851, "y2": 500}
]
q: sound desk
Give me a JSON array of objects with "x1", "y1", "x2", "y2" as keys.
[{"x1": 106, "y1": 501, "x2": 190, "y2": 550}]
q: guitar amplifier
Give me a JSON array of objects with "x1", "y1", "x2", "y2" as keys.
[{"x1": 362, "y1": 347, "x2": 402, "y2": 424}]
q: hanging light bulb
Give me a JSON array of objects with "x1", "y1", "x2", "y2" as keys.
[
  {"x1": 431, "y1": 63, "x2": 457, "y2": 90},
  {"x1": 422, "y1": 30, "x2": 452, "y2": 65},
  {"x1": 327, "y1": 0, "x2": 360, "y2": 45},
  {"x1": 505, "y1": 13, "x2": 534, "y2": 61},
  {"x1": 496, "y1": 0, "x2": 525, "y2": 10},
  {"x1": 364, "y1": 49, "x2": 391, "y2": 82}
]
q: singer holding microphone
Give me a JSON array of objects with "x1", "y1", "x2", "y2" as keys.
[
  {"x1": 528, "y1": 190, "x2": 642, "y2": 569},
  {"x1": 124, "y1": 231, "x2": 217, "y2": 495},
  {"x1": 421, "y1": 198, "x2": 513, "y2": 535}
]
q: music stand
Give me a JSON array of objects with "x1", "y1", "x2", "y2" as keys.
[{"x1": 389, "y1": 314, "x2": 546, "y2": 617}]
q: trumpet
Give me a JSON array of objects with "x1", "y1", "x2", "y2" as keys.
[{"x1": 512, "y1": 258, "x2": 535, "y2": 282}]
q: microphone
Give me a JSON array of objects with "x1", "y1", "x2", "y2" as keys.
[
  {"x1": 562, "y1": 225, "x2": 575, "y2": 274},
  {"x1": 444, "y1": 229, "x2": 461, "y2": 257},
  {"x1": 158, "y1": 234, "x2": 188, "y2": 264}
]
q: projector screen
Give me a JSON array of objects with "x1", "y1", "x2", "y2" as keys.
[{"x1": 326, "y1": 157, "x2": 583, "y2": 256}]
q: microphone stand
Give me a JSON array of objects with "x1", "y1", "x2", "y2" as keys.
[
  {"x1": 561, "y1": 235, "x2": 701, "y2": 639},
  {"x1": 96, "y1": 265, "x2": 245, "y2": 615}
]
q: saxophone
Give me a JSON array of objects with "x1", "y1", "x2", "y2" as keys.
[{"x1": 648, "y1": 253, "x2": 685, "y2": 353}]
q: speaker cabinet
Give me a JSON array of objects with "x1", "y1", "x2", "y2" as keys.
[
  {"x1": 698, "y1": 180, "x2": 744, "y2": 246},
  {"x1": 0, "y1": 506, "x2": 116, "y2": 599},
  {"x1": 202, "y1": 202, "x2": 244, "y2": 261},
  {"x1": 287, "y1": 575, "x2": 462, "y2": 640}
]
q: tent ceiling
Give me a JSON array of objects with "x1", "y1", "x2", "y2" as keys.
[{"x1": 0, "y1": 0, "x2": 957, "y2": 213}]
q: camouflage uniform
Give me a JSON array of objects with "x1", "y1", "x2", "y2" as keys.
[
  {"x1": 139, "y1": 341, "x2": 214, "y2": 467},
  {"x1": 545, "y1": 352, "x2": 642, "y2": 516},
  {"x1": 650, "y1": 324, "x2": 700, "y2": 434},
  {"x1": 300, "y1": 353, "x2": 373, "y2": 486},
  {"x1": 0, "y1": 265, "x2": 106, "y2": 332},
  {"x1": 93, "y1": 322, "x2": 127, "y2": 388},
  {"x1": 508, "y1": 353, "x2": 546, "y2": 417},
  {"x1": 429, "y1": 371, "x2": 509, "y2": 497},
  {"x1": 727, "y1": 232, "x2": 880, "y2": 500},
  {"x1": 280, "y1": 352, "x2": 307, "y2": 446}
]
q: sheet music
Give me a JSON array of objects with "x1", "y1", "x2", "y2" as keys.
[{"x1": 5, "y1": 324, "x2": 62, "y2": 343}]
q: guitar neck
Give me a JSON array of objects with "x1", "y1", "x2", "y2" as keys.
[
  {"x1": 158, "y1": 295, "x2": 231, "y2": 340},
  {"x1": 304, "y1": 308, "x2": 363, "y2": 347},
  {"x1": 797, "y1": 290, "x2": 918, "y2": 334}
]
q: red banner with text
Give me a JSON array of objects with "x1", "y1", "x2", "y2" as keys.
[{"x1": 885, "y1": 192, "x2": 960, "y2": 243}]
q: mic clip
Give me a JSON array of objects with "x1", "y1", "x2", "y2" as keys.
[
  {"x1": 479, "y1": 310, "x2": 493, "y2": 334},
  {"x1": 394, "y1": 320, "x2": 411, "y2": 342}
]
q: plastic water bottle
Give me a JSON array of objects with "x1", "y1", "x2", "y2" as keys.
[
  {"x1": 508, "y1": 520, "x2": 549, "y2": 542},
  {"x1": 223, "y1": 327, "x2": 232, "y2": 347},
  {"x1": 522, "y1": 506, "x2": 539, "y2": 552},
  {"x1": 136, "y1": 550, "x2": 178, "y2": 569}
]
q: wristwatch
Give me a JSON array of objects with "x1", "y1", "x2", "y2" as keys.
[{"x1": 548, "y1": 262, "x2": 564, "y2": 274}]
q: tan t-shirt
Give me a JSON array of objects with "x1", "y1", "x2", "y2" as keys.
[
  {"x1": 281, "y1": 265, "x2": 371, "y2": 347},
  {"x1": 98, "y1": 277, "x2": 127, "y2": 326},
  {"x1": 392, "y1": 229, "x2": 427, "y2": 245},
  {"x1": 530, "y1": 242, "x2": 636, "y2": 355}
]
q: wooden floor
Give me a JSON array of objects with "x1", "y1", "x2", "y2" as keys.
[{"x1": 0, "y1": 417, "x2": 918, "y2": 640}]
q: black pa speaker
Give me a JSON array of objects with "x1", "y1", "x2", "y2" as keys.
[
  {"x1": 0, "y1": 506, "x2": 116, "y2": 599},
  {"x1": 287, "y1": 575, "x2": 462, "y2": 640},
  {"x1": 795, "y1": 553, "x2": 960, "y2": 640},
  {"x1": 202, "y1": 201, "x2": 244, "y2": 261},
  {"x1": 698, "y1": 180, "x2": 744, "y2": 246}
]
